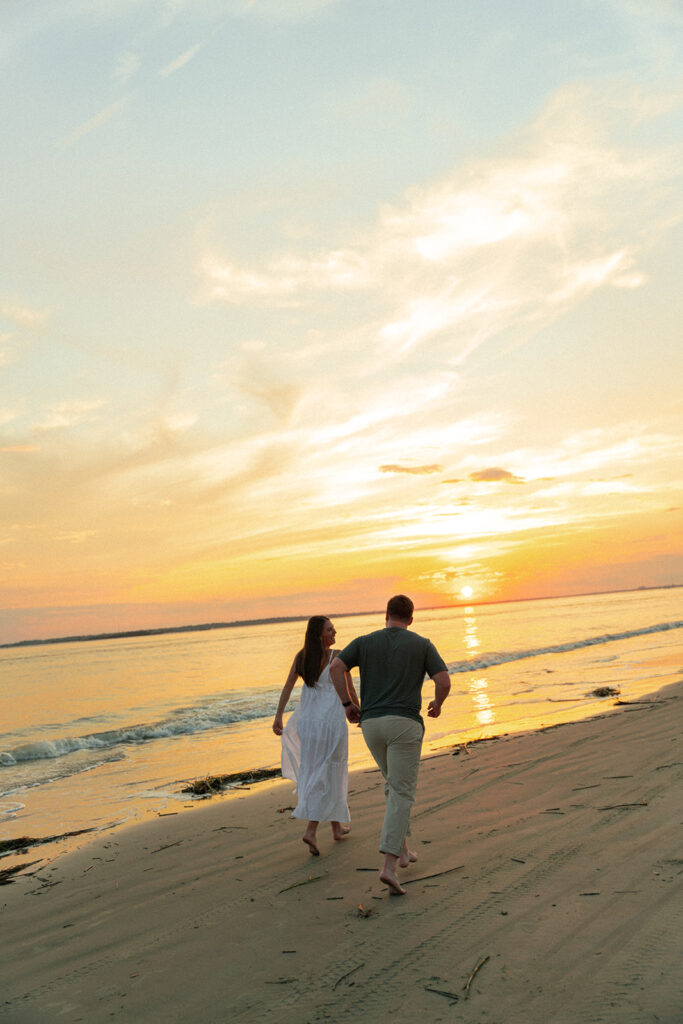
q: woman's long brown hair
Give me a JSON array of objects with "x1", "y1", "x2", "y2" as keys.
[{"x1": 295, "y1": 615, "x2": 330, "y2": 688}]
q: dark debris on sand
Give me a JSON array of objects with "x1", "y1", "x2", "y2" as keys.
[{"x1": 182, "y1": 767, "x2": 281, "y2": 796}]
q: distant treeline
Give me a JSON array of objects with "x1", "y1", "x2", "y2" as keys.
[
  {"x1": 0, "y1": 611, "x2": 377, "y2": 651},
  {"x1": 2, "y1": 583, "x2": 678, "y2": 651}
]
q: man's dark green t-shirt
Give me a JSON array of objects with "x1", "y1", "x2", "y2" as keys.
[{"x1": 338, "y1": 627, "x2": 447, "y2": 726}]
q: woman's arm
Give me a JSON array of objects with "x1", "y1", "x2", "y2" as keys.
[
  {"x1": 346, "y1": 671, "x2": 360, "y2": 709},
  {"x1": 272, "y1": 657, "x2": 300, "y2": 735}
]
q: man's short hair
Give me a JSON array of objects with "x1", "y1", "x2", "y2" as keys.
[{"x1": 386, "y1": 594, "x2": 414, "y2": 622}]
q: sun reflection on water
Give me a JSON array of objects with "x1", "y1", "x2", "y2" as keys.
[{"x1": 463, "y1": 606, "x2": 495, "y2": 728}]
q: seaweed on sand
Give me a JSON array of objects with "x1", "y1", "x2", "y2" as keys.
[
  {"x1": 0, "y1": 860, "x2": 42, "y2": 885},
  {"x1": 0, "y1": 827, "x2": 97, "y2": 857},
  {"x1": 182, "y1": 767, "x2": 281, "y2": 796}
]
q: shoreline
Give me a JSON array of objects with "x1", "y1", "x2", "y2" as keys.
[
  {"x1": 2, "y1": 660, "x2": 681, "y2": 876},
  {"x1": 1, "y1": 677, "x2": 681, "y2": 1022}
]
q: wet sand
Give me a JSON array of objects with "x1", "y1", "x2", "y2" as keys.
[{"x1": 1, "y1": 679, "x2": 681, "y2": 1024}]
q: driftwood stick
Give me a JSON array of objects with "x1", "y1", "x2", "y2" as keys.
[
  {"x1": 614, "y1": 698, "x2": 667, "y2": 705},
  {"x1": 464, "y1": 955, "x2": 490, "y2": 998},
  {"x1": 278, "y1": 873, "x2": 325, "y2": 894},
  {"x1": 150, "y1": 840, "x2": 183, "y2": 854},
  {"x1": 597, "y1": 800, "x2": 647, "y2": 810},
  {"x1": 424, "y1": 985, "x2": 459, "y2": 1003},
  {"x1": 333, "y1": 962, "x2": 365, "y2": 989}
]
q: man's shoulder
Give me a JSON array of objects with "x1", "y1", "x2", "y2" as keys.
[
  {"x1": 352, "y1": 628, "x2": 387, "y2": 646},
  {"x1": 400, "y1": 627, "x2": 430, "y2": 644}
]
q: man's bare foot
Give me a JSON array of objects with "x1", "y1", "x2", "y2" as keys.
[
  {"x1": 398, "y1": 848, "x2": 418, "y2": 868},
  {"x1": 302, "y1": 835, "x2": 320, "y2": 856},
  {"x1": 332, "y1": 824, "x2": 350, "y2": 840},
  {"x1": 379, "y1": 868, "x2": 406, "y2": 895}
]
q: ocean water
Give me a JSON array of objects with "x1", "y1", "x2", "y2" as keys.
[{"x1": 1, "y1": 588, "x2": 681, "y2": 857}]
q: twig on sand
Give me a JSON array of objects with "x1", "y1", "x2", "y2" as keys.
[
  {"x1": 278, "y1": 873, "x2": 326, "y2": 894},
  {"x1": 150, "y1": 840, "x2": 183, "y2": 854},
  {"x1": 464, "y1": 955, "x2": 490, "y2": 998},
  {"x1": 333, "y1": 963, "x2": 365, "y2": 989},
  {"x1": 597, "y1": 800, "x2": 647, "y2": 810},
  {"x1": 424, "y1": 985, "x2": 459, "y2": 1004},
  {"x1": 403, "y1": 865, "x2": 465, "y2": 886},
  {"x1": 265, "y1": 978, "x2": 295, "y2": 985},
  {"x1": 614, "y1": 698, "x2": 667, "y2": 706}
]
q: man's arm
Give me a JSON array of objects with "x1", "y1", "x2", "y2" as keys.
[
  {"x1": 427, "y1": 670, "x2": 451, "y2": 718},
  {"x1": 330, "y1": 656, "x2": 361, "y2": 723}
]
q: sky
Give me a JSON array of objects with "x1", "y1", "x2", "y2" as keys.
[{"x1": 1, "y1": 0, "x2": 682, "y2": 644}]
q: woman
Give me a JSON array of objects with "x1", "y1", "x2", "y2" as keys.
[{"x1": 272, "y1": 616, "x2": 359, "y2": 856}]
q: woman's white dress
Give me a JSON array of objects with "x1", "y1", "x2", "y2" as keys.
[{"x1": 281, "y1": 651, "x2": 350, "y2": 823}]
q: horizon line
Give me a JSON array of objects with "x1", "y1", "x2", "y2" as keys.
[{"x1": 1, "y1": 582, "x2": 680, "y2": 651}]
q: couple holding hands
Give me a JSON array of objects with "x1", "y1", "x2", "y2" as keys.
[{"x1": 272, "y1": 595, "x2": 451, "y2": 895}]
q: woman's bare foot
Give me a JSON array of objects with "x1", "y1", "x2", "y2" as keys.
[
  {"x1": 379, "y1": 868, "x2": 406, "y2": 895},
  {"x1": 398, "y1": 848, "x2": 418, "y2": 868},
  {"x1": 302, "y1": 823, "x2": 320, "y2": 855},
  {"x1": 331, "y1": 823, "x2": 351, "y2": 840}
]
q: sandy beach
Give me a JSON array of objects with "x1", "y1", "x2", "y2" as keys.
[{"x1": 1, "y1": 677, "x2": 681, "y2": 1024}]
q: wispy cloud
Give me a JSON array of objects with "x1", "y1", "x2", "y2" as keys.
[
  {"x1": 199, "y1": 79, "x2": 683, "y2": 370},
  {"x1": 159, "y1": 43, "x2": 201, "y2": 78},
  {"x1": 469, "y1": 468, "x2": 523, "y2": 483},
  {"x1": 379, "y1": 464, "x2": 444, "y2": 475},
  {"x1": 36, "y1": 400, "x2": 107, "y2": 431},
  {"x1": 60, "y1": 97, "x2": 129, "y2": 147},
  {"x1": 114, "y1": 50, "x2": 141, "y2": 85},
  {"x1": 1, "y1": 303, "x2": 49, "y2": 328}
]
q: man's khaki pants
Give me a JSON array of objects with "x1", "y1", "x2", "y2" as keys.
[{"x1": 361, "y1": 715, "x2": 424, "y2": 856}]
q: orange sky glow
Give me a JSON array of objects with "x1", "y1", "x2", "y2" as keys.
[{"x1": 1, "y1": 1, "x2": 682, "y2": 644}]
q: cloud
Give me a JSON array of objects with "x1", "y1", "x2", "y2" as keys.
[
  {"x1": 60, "y1": 97, "x2": 129, "y2": 147},
  {"x1": 114, "y1": 50, "x2": 141, "y2": 85},
  {"x1": 199, "y1": 248, "x2": 374, "y2": 305},
  {"x1": 517, "y1": 427, "x2": 682, "y2": 482},
  {"x1": 199, "y1": 78, "x2": 683, "y2": 370},
  {"x1": 1, "y1": 303, "x2": 49, "y2": 328},
  {"x1": 36, "y1": 400, "x2": 107, "y2": 431},
  {"x1": 469, "y1": 468, "x2": 524, "y2": 483},
  {"x1": 159, "y1": 43, "x2": 201, "y2": 77},
  {"x1": 379, "y1": 464, "x2": 444, "y2": 475}
]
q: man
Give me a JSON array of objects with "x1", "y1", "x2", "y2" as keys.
[{"x1": 330, "y1": 595, "x2": 450, "y2": 894}]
